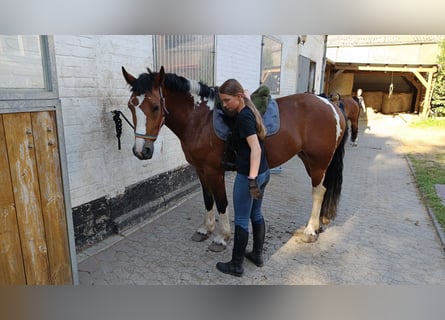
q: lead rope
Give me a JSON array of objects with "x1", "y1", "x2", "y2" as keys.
[{"x1": 111, "y1": 110, "x2": 134, "y2": 150}]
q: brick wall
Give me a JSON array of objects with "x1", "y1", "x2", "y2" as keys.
[
  {"x1": 54, "y1": 35, "x2": 189, "y2": 208},
  {"x1": 215, "y1": 35, "x2": 262, "y2": 92}
]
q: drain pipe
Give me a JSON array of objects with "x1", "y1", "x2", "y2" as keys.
[{"x1": 319, "y1": 35, "x2": 328, "y2": 94}]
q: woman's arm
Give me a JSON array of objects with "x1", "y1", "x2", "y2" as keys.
[{"x1": 246, "y1": 134, "x2": 261, "y2": 178}]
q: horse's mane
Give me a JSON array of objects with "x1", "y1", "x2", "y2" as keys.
[{"x1": 131, "y1": 69, "x2": 215, "y2": 101}]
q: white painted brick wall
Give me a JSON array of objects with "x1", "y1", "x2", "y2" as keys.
[
  {"x1": 215, "y1": 35, "x2": 262, "y2": 92},
  {"x1": 54, "y1": 35, "x2": 187, "y2": 207}
]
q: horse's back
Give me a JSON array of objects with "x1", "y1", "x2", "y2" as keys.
[
  {"x1": 265, "y1": 93, "x2": 346, "y2": 167},
  {"x1": 275, "y1": 93, "x2": 345, "y2": 130},
  {"x1": 342, "y1": 97, "x2": 360, "y2": 119}
]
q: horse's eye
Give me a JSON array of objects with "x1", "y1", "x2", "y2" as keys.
[{"x1": 153, "y1": 105, "x2": 160, "y2": 112}]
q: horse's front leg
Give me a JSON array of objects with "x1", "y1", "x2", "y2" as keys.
[
  {"x1": 191, "y1": 186, "x2": 216, "y2": 242},
  {"x1": 190, "y1": 177, "x2": 231, "y2": 252},
  {"x1": 208, "y1": 198, "x2": 231, "y2": 252},
  {"x1": 301, "y1": 182, "x2": 326, "y2": 243},
  {"x1": 207, "y1": 174, "x2": 231, "y2": 252}
]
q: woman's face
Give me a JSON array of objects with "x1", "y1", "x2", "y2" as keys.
[{"x1": 219, "y1": 93, "x2": 243, "y2": 113}]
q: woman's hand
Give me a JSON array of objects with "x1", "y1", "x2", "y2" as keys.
[{"x1": 248, "y1": 177, "x2": 262, "y2": 199}]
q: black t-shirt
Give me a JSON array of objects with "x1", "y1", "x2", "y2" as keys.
[{"x1": 233, "y1": 107, "x2": 269, "y2": 175}]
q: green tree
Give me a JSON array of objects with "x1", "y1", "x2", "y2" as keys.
[{"x1": 431, "y1": 39, "x2": 445, "y2": 116}]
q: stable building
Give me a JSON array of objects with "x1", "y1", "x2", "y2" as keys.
[{"x1": 324, "y1": 35, "x2": 444, "y2": 117}]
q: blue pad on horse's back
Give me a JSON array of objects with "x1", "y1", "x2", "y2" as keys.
[
  {"x1": 213, "y1": 98, "x2": 280, "y2": 141},
  {"x1": 263, "y1": 98, "x2": 280, "y2": 136},
  {"x1": 213, "y1": 108, "x2": 233, "y2": 141}
]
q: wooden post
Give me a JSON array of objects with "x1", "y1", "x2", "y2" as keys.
[{"x1": 421, "y1": 70, "x2": 436, "y2": 119}]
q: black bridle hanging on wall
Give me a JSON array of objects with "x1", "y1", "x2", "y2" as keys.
[{"x1": 111, "y1": 110, "x2": 134, "y2": 150}]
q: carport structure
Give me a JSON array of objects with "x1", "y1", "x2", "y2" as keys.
[{"x1": 324, "y1": 35, "x2": 443, "y2": 117}]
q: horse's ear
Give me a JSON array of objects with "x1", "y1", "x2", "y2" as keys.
[
  {"x1": 122, "y1": 66, "x2": 136, "y2": 86},
  {"x1": 155, "y1": 66, "x2": 165, "y2": 86}
]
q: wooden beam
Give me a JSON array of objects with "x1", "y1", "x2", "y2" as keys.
[
  {"x1": 401, "y1": 74, "x2": 423, "y2": 113},
  {"x1": 413, "y1": 71, "x2": 428, "y2": 88},
  {"x1": 331, "y1": 69, "x2": 344, "y2": 81},
  {"x1": 335, "y1": 64, "x2": 437, "y2": 73}
]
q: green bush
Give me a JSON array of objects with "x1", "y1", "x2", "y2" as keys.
[
  {"x1": 431, "y1": 39, "x2": 445, "y2": 117},
  {"x1": 432, "y1": 106, "x2": 445, "y2": 117}
]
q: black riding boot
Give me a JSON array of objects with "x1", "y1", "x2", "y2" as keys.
[
  {"x1": 216, "y1": 225, "x2": 248, "y2": 277},
  {"x1": 245, "y1": 220, "x2": 265, "y2": 267}
]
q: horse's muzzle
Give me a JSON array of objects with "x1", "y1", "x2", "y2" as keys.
[{"x1": 133, "y1": 143, "x2": 154, "y2": 160}]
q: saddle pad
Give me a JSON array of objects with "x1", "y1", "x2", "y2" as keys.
[{"x1": 213, "y1": 98, "x2": 280, "y2": 141}]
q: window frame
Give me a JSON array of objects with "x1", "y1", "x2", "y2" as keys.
[
  {"x1": 260, "y1": 35, "x2": 283, "y2": 95},
  {"x1": 0, "y1": 35, "x2": 60, "y2": 114},
  {"x1": 153, "y1": 35, "x2": 216, "y2": 86}
]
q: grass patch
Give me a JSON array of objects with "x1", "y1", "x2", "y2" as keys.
[
  {"x1": 406, "y1": 126, "x2": 445, "y2": 229},
  {"x1": 410, "y1": 117, "x2": 445, "y2": 129},
  {"x1": 406, "y1": 117, "x2": 445, "y2": 229}
]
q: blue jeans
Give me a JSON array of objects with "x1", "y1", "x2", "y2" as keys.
[{"x1": 233, "y1": 170, "x2": 270, "y2": 231}]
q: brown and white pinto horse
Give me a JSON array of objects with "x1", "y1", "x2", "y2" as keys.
[
  {"x1": 121, "y1": 66, "x2": 347, "y2": 252},
  {"x1": 342, "y1": 97, "x2": 360, "y2": 146}
]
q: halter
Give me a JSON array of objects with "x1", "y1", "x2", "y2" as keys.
[{"x1": 133, "y1": 87, "x2": 168, "y2": 141}]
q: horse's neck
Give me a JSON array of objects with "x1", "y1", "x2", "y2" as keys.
[
  {"x1": 164, "y1": 98, "x2": 211, "y2": 143},
  {"x1": 164, "y1": 97, "x2": 195, "y2": 138}
]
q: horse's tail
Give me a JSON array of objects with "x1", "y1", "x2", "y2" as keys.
[{"x1": 321, "y1": 125, "x2": 348, "y2": 221}]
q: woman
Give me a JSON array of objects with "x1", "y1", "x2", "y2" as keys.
[{"x1": 216, "y1": 79, "x2": 270, "y2": 277}]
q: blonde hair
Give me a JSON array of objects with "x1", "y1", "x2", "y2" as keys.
[{"x1": 219, "y1": 79, "x2": 267, "y2": 140}]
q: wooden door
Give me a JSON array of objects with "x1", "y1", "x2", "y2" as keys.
[{"x1": 0, "y1": 111, "x2": 73, "y2": 285}]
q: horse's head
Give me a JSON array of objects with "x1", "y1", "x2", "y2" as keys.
[{"x1": 122, "y1": 66, "x2": 167, "y2": 160}]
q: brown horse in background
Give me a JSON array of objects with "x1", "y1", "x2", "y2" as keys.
[
  {"x1": 121, "y1": 66, "x2": 347, "y2": 252},
  {"x1": 342, "y1": 97, "x2": 360, "y2": 146}
]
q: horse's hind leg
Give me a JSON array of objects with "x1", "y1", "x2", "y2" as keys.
[
  {"x1": 351, "y1": 121, "x2": 358, "y2": 146},
  {"x1": 301, "y1": 181, "x2": 326, "y2": 243},
  {"x1": 295, "y1": 157, "x2": 327, "y2": 243}
]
